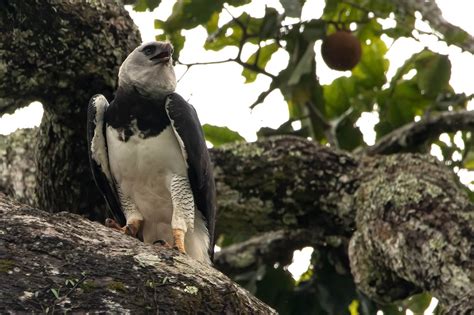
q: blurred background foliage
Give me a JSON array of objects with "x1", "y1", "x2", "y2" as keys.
[{"x1": 132, "y1": 0, "x2": 471, "y2": 314}]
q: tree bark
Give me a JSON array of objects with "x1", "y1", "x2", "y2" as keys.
[
  {"x1": 0, "y1": 0, "x2": 141, "y2": 217},
  {"x1": 2, "y1": 133, "x2": 473, "y2": 312},
  {"x1": 0, "y1": 129, "x2": 37, "y2": 205},
  {"x1": 349, "y1": 154, "x2": 474, "y2": 313},
  {"x1": 0, "y1": 194, "x2": 275, "y2": 314},
  {"x1": 397, "y1": 0, "x2": 474, "y2": 54},
  {"x1": 365, "y1": 110, "x2": 474, "y2": 155},
  {"x1": 1, "y1": 0, "x2": 473, "y2": 313}
]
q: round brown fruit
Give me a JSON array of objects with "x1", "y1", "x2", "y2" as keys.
[{"x1": 321, "y1": 31, "x2": 362, "y2": 71}]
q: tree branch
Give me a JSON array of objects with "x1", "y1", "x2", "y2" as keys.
[
  {"x1": 366, "y1": 109, "x2": 474, "y2": 155},
  {"x1": 0, "y1": 98, "x2": 36, "y2": 116},
  {"x1": 397, "y1": 0, "x2": 474, "y2": 54},
  {"x1": 214, "y1": 229, "x2": 327, "y2": 276},
  {"x1": 349, "y1": 153, "x2": 474, "y2": 313},
  {"x1": 0, "y1": 0, "x2": 141, "y2": 216},
  {"x1": 0, "y1": 129, "x2": 37, "y2": 206},
  {"x1": 177, "y1": 58, "x2": 277, "y2": 81},
  {"x1": 2, "y1": 131, "x2": 473, "y2": 311},
  {"x1": 0, "y1": 195, "x2": 275, "y2": 313}
]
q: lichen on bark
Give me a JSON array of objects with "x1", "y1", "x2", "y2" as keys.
[
  {"x1": 0, "y1": 129, "x2": 37, "y2": 206},
  {"x1": 0, "y1": 195, "x2": 275, "y2": 314},
  {"x1": 0, "y1": 0, "x2": 141, "y2": 216},
  {"x1": 1, "y1": 0, "x2": 473, "y2": 313},
  {"x1": 350, "y1": 154, "x2": 474, "y2": 311}
]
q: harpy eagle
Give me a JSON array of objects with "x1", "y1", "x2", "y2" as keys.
[{"x1": 87, "y1": 41, "x2": 216, "y2": 264}]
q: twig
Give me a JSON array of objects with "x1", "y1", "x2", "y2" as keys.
[
  {"x1": 48, "y1": 273, "x2": 88, "y2": 313},
  {"x1": 306, "y1": 101, "x2": 338, "y2": 147},
  {"x1": 177, "y1": 59, "x2": 236, "y2": 67},
  {"x1": 177, "y1": 58, "x2": 276, "y2": 80},
  {"x1": 366, "y1": 105, "x2": 474, "y2": 156},
  {"x1": 249, "y1": 84, "x2": 278, "y2": 109}
]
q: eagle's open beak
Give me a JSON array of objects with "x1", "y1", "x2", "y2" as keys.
[{"x1": 151, "y1": 50, "x2": 171, "y2": 64}]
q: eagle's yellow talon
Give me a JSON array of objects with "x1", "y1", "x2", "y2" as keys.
[{"x1": 172, "y1": 228, "x2": 186, "y2": 254}]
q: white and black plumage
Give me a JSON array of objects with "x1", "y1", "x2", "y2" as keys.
[{"x1": 86, "y1": 41, "x2": 216, "y2": 264}]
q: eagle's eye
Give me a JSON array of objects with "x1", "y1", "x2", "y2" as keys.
[{"x1": 142, "y1": 45, "x2": 156, "y2": 56}]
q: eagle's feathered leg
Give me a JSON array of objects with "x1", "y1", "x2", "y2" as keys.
[
  {"x1": 105, "y1": 217, "x2": 142, "y2": 238},
  {"x1": 105, "y1": 187, "x2": 143, "y2": 238},
  {"x1": 170, "y1": 174, "x2": 195, "y2": 254}
]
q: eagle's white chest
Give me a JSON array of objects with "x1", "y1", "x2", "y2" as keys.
[{"x1": 106, "y1": 125, "x2": 187, "y2": 241}]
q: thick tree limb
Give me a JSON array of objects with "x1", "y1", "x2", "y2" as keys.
[
  {"x1": 0, "y1": 0, "x2": 141, "y2": 216},
  {"x1": 212, "y1": 136, "x2": 359, "y2": 240},
  {"x1": 0, "y1": 195, "x2": 275, "y2": 314},
  {"x1": 0, "y1": 0, "x2": 140, "y2": 115},
  {"x1": 1, "y1": 0, "x2": 473, "y2": 311},
  {"x1": 1, "y1": 130, "x2": 473, "y2": 311},
  {"x1": 366, "y1": 110, "x2": 474, "y2": 155},
  {"x1": 213, "y1": 137, "x2": 474, "y2": 311},
  {"x1": 0, "y1": 129, "x2": 37, "y2": 205},
  {"x1": 398, "y1": 0, "x2": 474, "y2": 54},
  {"x1": 349, "y1": 154, "x2": 474, "y2": 312},
  {"x1": 215, "y1": 229, "x2": 327, "y2": 276}
]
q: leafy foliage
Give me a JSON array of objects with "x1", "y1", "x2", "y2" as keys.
[
  {"x1": 202, "y1": 124, "x2": 244, "y2": 146},
  {"x1": 134, "y1": 0, "x2": 472, "y2": 313}
]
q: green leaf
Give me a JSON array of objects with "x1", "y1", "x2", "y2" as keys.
[
  {"x1": 352, "y1": 37, "x2": 389, "y2": 89},
  {"x1": 336, "y1": 113, "x2": 364, "y2": 151},
  {"x1": 205, "y1": 21, "x2": 243, "y2": 51},
  {"x1": 356, "y1": 18, "x2": 383, "y2": 41},
  {"x1": 155, "y1": 31, "x2": 185, "y2": 59},
  {"x1": 302, "y1": 19, "x2": 327, "y2": 42},
  {"x1": 259, "y1": 7, "x2": 281, "y2": 39},
  {"x1": 226, "y1": 0, "x2": 252, "y2": 5},
  {"x1": 203, "y1": 124, "x2": 244, "y2": 146},
  {"x1": 463, "y1": 151, "x2": 474, "y2": 170},
  {"x1": 145, "y1": 0, "x2": 160, "y2": 10},
  {"x1": 406, "y1": 292, "x2": 432, "y2": 314},
  {"x1": 132, "y1": 0, "x2": 147, "y2": 12},
  {"x1": 415, "y1": 53, "x2": 451, "y2": 98},
  {"x1": 205, "y1": 11, "x2": 220, "y2": 34},
  {"x1": 323, "y1": 0, "x2": 365, "y2": 24},
  {"x1": 444, "y1": 27, "x2": 470, "y2": 47},
  {"x1": 376, "y1": 80, "x2": 431, "y2": 137},
  {"x1": 242, "y1": 43, "x2": 279, "y2": 83},
  {"x1": 205, "y1": 9, "x2": 281, "y2": 52},
  {"x1": 162, "y1": 0, "x2": 222, "y2": 32},
  {"x1": 280, "y1": 0, "x2": 303, "y2": 18},
  {"x1": 381, "y1": 304, "x2": 405, "y2": 315},
  {"x1": 51, "y1": 288, "x2": 60, "y2": 299},
  {"x1": 133, "y1": 0, "x2": 161, "y2": 12},
  {"x1": 324, "y1": 77, "x2": 357, "y2": 118},
  {"x1": 288, "y1": 43, "x2": 315, "y2": 85},
  {"x1": 384, "y1": 13, "x2": 416, "y2": 38}
]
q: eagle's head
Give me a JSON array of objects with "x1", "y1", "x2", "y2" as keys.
[{"x1": 118, "y1": 41, "x2": 176, "y2": 97}]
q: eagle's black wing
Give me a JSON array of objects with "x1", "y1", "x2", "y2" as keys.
[
  {"x1": 87, "y1": 94, "x2": 126, "y2": 226},
  {"x1": 165, "y1": 93, "x2": 217, "y2": 259}
]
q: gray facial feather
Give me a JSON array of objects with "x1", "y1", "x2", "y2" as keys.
[{"x1": 118, "y1": 41, "x2": 177, "y2": 98}]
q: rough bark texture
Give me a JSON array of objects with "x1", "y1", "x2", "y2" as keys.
[
  {"x1": 2, "y1": 133, "x2": 473, "y2": 312},
  {"x1": 0, "y1": 129, "x2": 37, "y2": 205},
  {"x1": 215, "y1": 229, "x2": 327, "y2": 277},
  {"x1": 0, "y1": 0, "x2": 141, "y2": 217},
  {"x1": 349, "y1": 154, "x2": 474, "y2": 312},
  {"x1": 0, "y1": 195, "x2": 275, "y2": 314},
  {"x1": 212, "y1": 136, "x2": 358, "y2": 240},
  {"x1": 1, "y1": 0, "x2": 474, "y2": 313}
]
